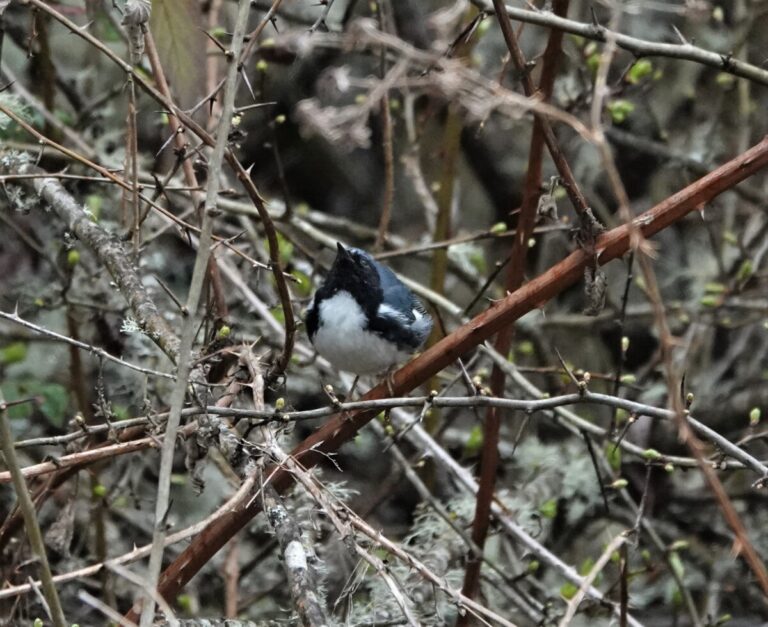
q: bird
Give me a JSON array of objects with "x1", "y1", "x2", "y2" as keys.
[{"x1": 306, "y1": 242, "x2": 433, "y2": 375}]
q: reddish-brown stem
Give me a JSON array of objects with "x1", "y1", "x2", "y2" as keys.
[
  {"x1": 458, "y1": 0, "x2": 571, "y2": 615},
  {"x1": 491, "y1": 0, "x2": 588, "y2": 216},
  {"x1": 143, "y1": 134, "x2": 768, "y2": 611}
]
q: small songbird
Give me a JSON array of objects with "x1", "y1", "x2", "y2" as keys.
[{"x1": 306, "y1": 242, "x2": 433, "y2": 375}]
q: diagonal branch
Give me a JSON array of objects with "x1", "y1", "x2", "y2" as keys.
[
  {"x1": 147, "y1": 133, "x2": 768, "y2": 605},
  {"x1": 0, "y1": 157, "x2": 180, "y2": 361}
]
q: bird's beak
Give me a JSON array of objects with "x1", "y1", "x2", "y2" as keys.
[{"x1": 336, "y1": 242, "x2": 349, "y2": 258}]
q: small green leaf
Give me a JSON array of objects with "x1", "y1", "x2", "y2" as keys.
[
  {"x1": 489, "y1": 222, "x2": 507, "y2": 234},
  {"x1": 605, "y1": 442, "x2": 621, "y2": 471},
  {"x1": 642, "y1": 448, "x2": 662, "y2": 461},
  {"x1": 85, "y1": 194, "x2": 103, "y2": 220},
  {"x1": 607, "y1": 99, "x2": 635, "y2": 124},
  {"x1": 585, "y1": 42, "x2": 600, "y2": 74},
  {"x1": 0, "y1": 342, "x2": 27, "y2": 364},
  {"x1": 670, "y1": 539, "x2": 689, "y2": 552},
  {"x1": 669, "y1": 551, "x2": 685, "y2": 579},
  {"x1": 560, "y1": 582, "x2": 578, "y2": 599},
  {"x1": 464, "y1": 425, "x2": 483, "y2": 457},
  {"x1": 517, "y1": 340, "x2": 535, "y2": 356},
  {"x1": 735, "y1": 259, "x2": 753, "y2": 283},
  {"x1": 539, "y1": 498, "x2": 558, "y2": 519},
  {"x1": 92, "y1": 483, "x2": 107, "y2": 498},
  {"x1": 176, "y1": 593, "x2": 193, "y2": 612},
  {"x1": 749, "y1": 407, "x2": 761, "y2": 426},
  {"x1": 716, "y1": 72, "x2": 735, "y2": 89},
  {"x1": 627, "y1": 59, "x2": 653, "y2": 84},
  {"x1": 293, "y1": 270, "x2": 312, "y2": 297}
]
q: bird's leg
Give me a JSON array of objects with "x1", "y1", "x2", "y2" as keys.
[
  {"x1": 384, "y1": 366, "x2": 397, "y2": 397},
  {"x1": 346, "y1": 375, "x2": 360, "y2": 401}
]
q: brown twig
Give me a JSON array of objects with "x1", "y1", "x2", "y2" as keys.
[
  {"x1": 589, "y1": 12, "x2": 768, "y2": 598},
  {"x1": 459, "y1": 0, "x2": 571, "y2": 614},
  {"x1": 374, "y1": 1, "x2": 395, "y2": 251},
  {"x1": 489, "y1": 0, "x2": 588, "y2": 216}
]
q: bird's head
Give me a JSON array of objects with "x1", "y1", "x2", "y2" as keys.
[{"x1": 324, "y1": 242, "x2": 382, "y2": 303}]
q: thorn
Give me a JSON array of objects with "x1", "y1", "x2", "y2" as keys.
[
  {"x1": 156, "y1": 129, "x2": 180, "y2": 158},
  {"x1": 201, "y1": 28, "x2": 227, "y2": 54},
  {"x1": 240, "y1": 67, "x2": 256, "y2": 101},
  {"x1": 589, "y1": 7, "x2": 600, "y2": 28},
  {"x1": 671, "y1": 25, "x2": 688, "y2": 45}
]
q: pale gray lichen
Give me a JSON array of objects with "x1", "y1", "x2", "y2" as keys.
[{"x1": 120, "y1": 315, "x2": 142, "y2": 334}]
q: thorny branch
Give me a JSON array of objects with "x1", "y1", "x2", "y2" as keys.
[
  {"x1": 148, "y1": 132, "x2": 768, "y2": 604},
  {"x1": 473, "y1": 0, "x2": 768, "y2": 86}
]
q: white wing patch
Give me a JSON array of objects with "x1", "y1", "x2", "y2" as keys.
[{"x1": 378, "y1": 302, "x2": 411, "y2": 322}]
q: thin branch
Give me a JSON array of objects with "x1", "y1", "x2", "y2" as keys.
[
  {"x1": 471, "y1": 0, "x2": 768, "y2": 87},
  {"x1": 138, "y1": 0, "x2": 254, "y2": 623},
  {"x1": 0, "y1": 311, "x2": 175, "y2": 380},
  {"x1": 557, "y1": 533, "x2": 628, "y2": 626},
  {"x1": 4, "y1": 387, "x2": 765, "y2": 486},
  {"x1": 0, "y1": 393, "x2": 67, "y2": 627}
]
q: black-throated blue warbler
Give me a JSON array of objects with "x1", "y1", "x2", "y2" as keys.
[{"x1": 306, "y1": 243, "x2": 433, "y2": 375}]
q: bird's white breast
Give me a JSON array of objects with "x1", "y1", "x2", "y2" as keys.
[{"x1": 312, "y1": 291, "x2": 409, "y2": 374}]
